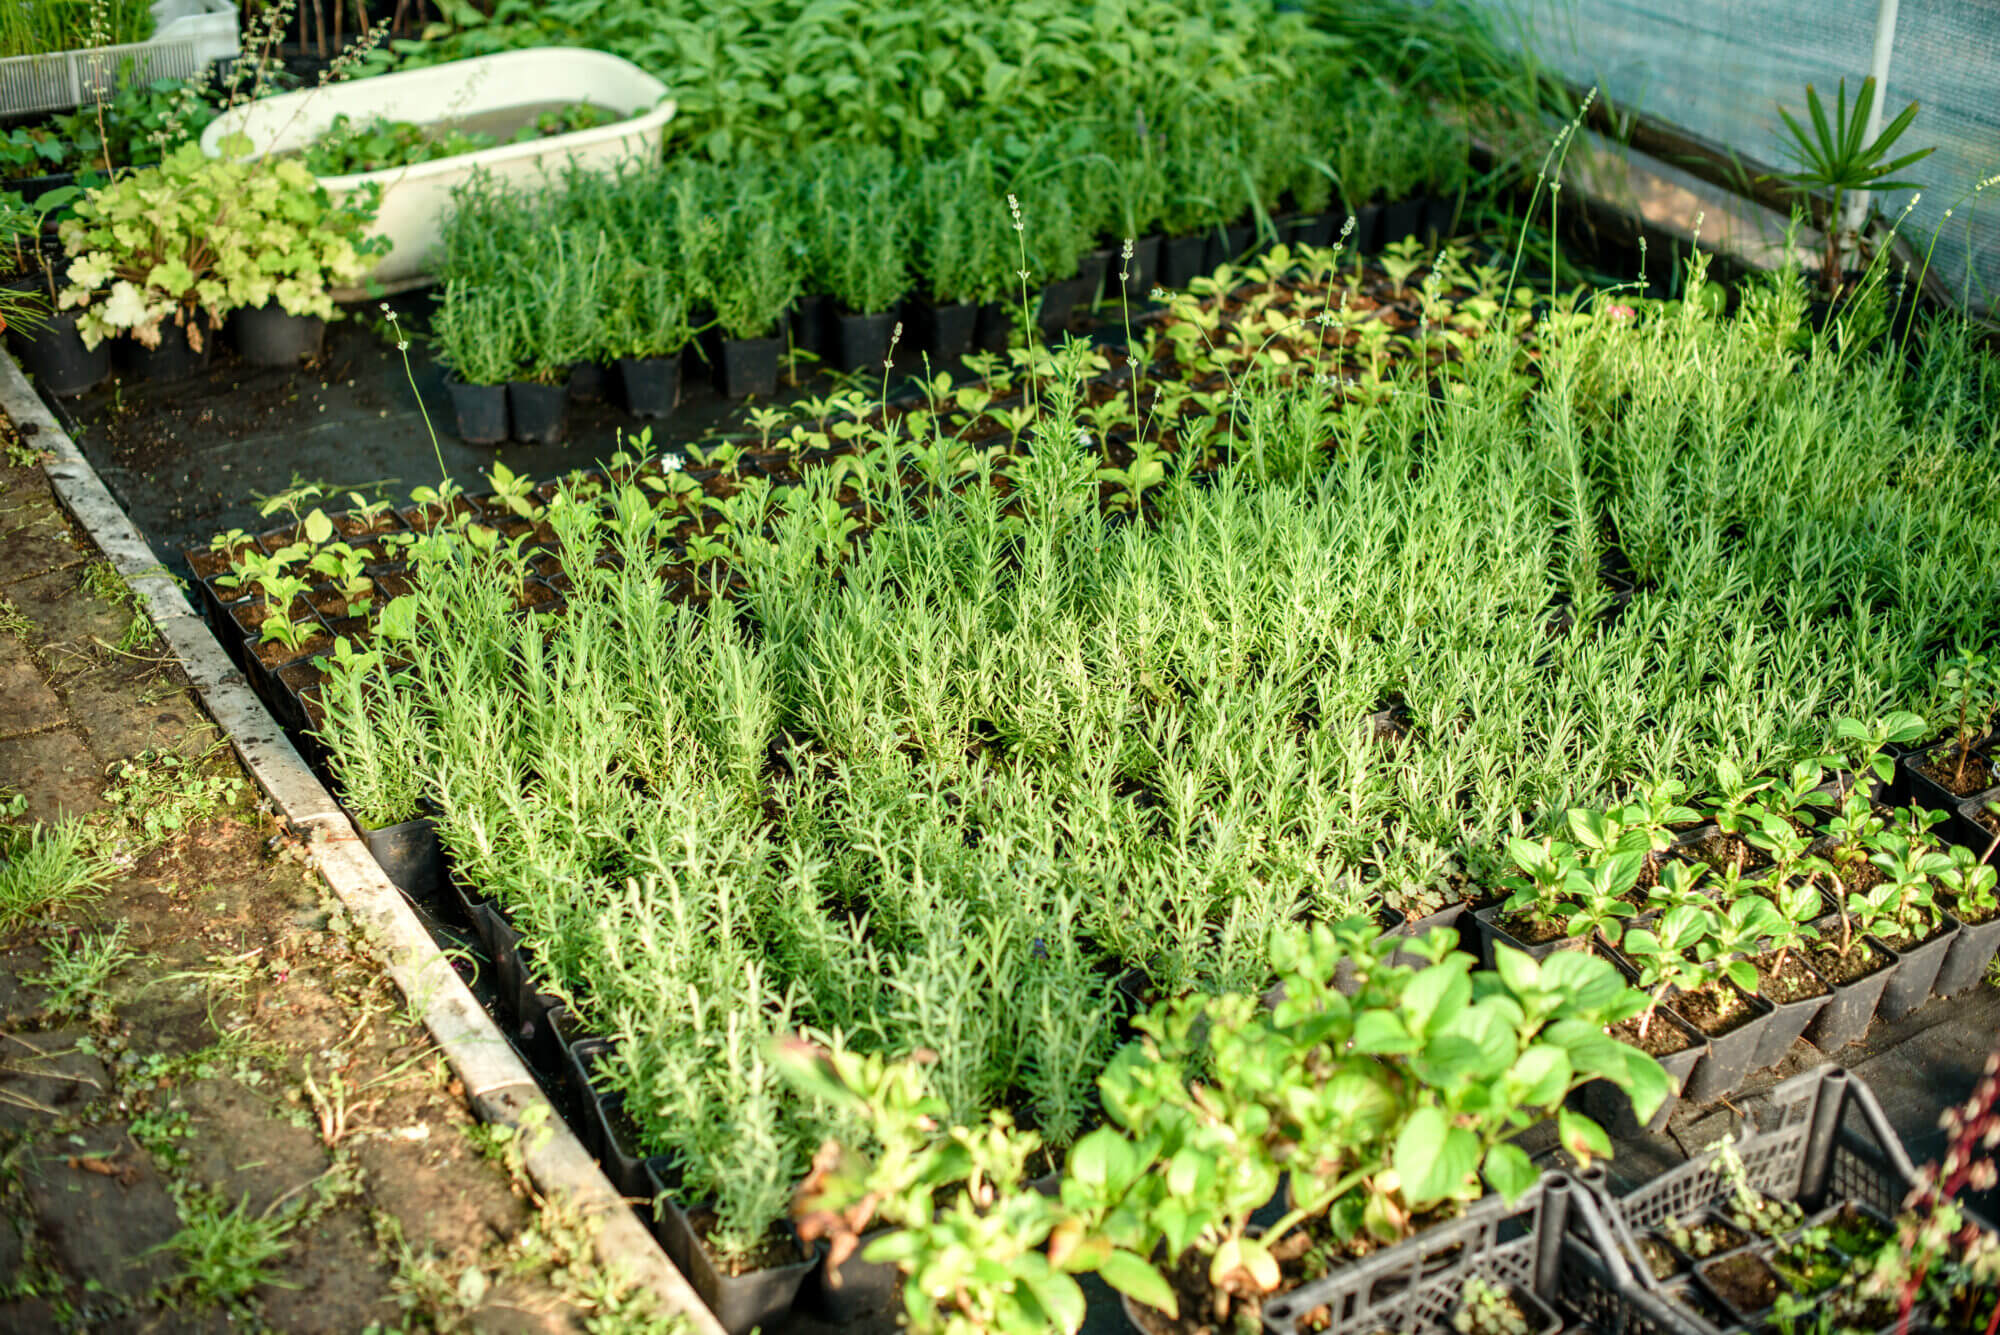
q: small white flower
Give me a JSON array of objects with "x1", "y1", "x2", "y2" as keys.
[{"x1": 662, "y1": 455, "x2": 685, "y2": 472}]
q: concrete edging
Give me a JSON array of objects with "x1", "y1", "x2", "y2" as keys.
[{"x1": 0, "y1": 351, "x2": 726, "y2": 1335}]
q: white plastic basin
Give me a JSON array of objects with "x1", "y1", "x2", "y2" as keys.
[{"x1": 199, "y1": 48, "x2": 675, "y2": 289}]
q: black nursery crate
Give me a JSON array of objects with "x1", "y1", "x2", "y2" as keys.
[
  {"x1": 1589, "y1": 1066, "x2": 1924, "y2": 1239},
  {"x1": 1259, "y1": 1173, "x2": 1686, "y2": 1335},
  {"x1": 1563, "y1": 1066, "x2": 1993, "y2": 1335}
]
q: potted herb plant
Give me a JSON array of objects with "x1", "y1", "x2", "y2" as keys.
[
  {"x1": 1902, "y1": 651, "x2": 2000, "y2": 810},
  {"x1": 703, "y1": 202, "x2": 799, "y2": 399},
  {"x1": 430, "y1": 281, "x2": 515, "y2": 445},
  {"x1": 907, "y1": 149, "x2": 1011, "y2": 364},
  {"x1": 606, "y1": 262, "x2": 693, "y2": 419},
  {"x1": 804, "y1": 145, "x2": 911, "y2": 372},
  {"x1": 1802, "y1": 841, "x2": 1905, "y2": 1052},
  {"x1": 1931, "y1": 840, "x2": 2000, "y2": 997},
  {"x1": 56, "y1": 135, "x2": 378, "y2": 377},
  {"x1": 1861, "y1": 815, "x2": 1961, "y2": 1021}
]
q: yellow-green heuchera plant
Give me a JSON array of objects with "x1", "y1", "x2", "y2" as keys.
[{"x1": 57, "y1": 135, "x2": 382, "y2": 351}]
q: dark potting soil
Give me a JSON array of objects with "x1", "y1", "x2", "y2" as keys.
[
  {"x1": 1809, "y1": 940, "x2": 1886, "y2": 985},
  {"x1": 1752, "y1": 950, "x2": 1829, "y2": 1004},
  {"x1": 1950, "y1": 893, "x2": 2000, "y2": 926},
  {"x1": 1638, "y1": 1235, "x2": 1681, "y2": 1281},
  {"x1": 1497, "y1": 909, "x2": 1569, "y2": 946},
  {"x1": 1701, "y1": 1251, "x2": 1781, "y2": 1313},
  {"x1": 1877, "y1": 920, "x2": 1948, "y2": 954},
  {"x1": 1688, "y1": 832, "x2": 1772, "y2": 875},
  {"x1": 252, "y1": 633, "x2": 329, "y2": 670},
  {"x1": 1610, "y1": 1013, "x2": 1693, "y2": 1058},
  {"x1": 1673, "y1": 981, "x2": 1752, "y2": 1037},
  {"x1": 1675, "y1": 1216, "x2": 1749, "y2": 1259},
  {"x1": 684, "y1": 1208, "x2": 805, "y2": 1278},
  {"x1": 1916, "y1": 747, "x2": 1994, "y2": 796}
]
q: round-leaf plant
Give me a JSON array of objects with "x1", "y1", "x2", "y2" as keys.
[
  {"x1": 58, "y1": 135, "x2": 383, "y2": 351},
  {"x1": 782, "y1": 918, "x2": 1668, "y2": 1334}
]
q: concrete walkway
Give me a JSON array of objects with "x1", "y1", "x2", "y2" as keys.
[{"x1": 0, "y1": 409, "x2": 682, "y2": 1333}]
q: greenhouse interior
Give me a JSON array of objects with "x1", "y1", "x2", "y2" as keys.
[{"x1": 2, "y1": 1, "x2": 1999, "y2": 1332}]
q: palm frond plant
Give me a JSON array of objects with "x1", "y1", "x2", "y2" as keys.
[{"x1": 1771, "y1": 77, "x2": 1935, "y2": 298}]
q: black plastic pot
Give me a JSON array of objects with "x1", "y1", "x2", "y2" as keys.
[
  {"x1": 125, "y1": 320, "x2": 212, "y2": 381},
  {"x1": 649, "y1": 1193, "x2": 818, "y2": 1335},
  {"x1": 1801, "y1": 932, "x2": 1901, "y2": 1052},
  {"x1": 565, "y1": 360, "x2": 608, "y2": 401},
  {"x1": 789, "y1": 293, "x2": 830, "y2": 358},
  {"x1": 801, "y1": 1227, "x2": 900, "y2": 1323},
  {"x1": 358, "y1": 813, "x2": 443, "y2": 900},
  {"x1": 6, "y1": 309, "x2": 109, "y2": 397},
  {"x1": 716, "y1": 334, "x2": 781, "y2": 398},
  {"x1": 1579, "y1": 1006, "x2": 1707, "y2": 1136},
  {"x1": 444, "y1": 374, "x2": 508, "y2": 445},
  {"x1": 616, "y1": 355, "x2": 680, "y2": 419},
  {"x1": 1873, "y1": 914, "x2": 1960, "y2": 1022},
  {"x1": 1077, "y1": 247, "x2": 1111, "y2": 310},
  {"x1": 1379, "y1": 196, "x2": 1426, "y2": 248},
  {"x1": 1470, "y1": 902, "x2": 1577, "y2": 969},
  {"x1": 1350, "y1": 202, "x2": 1384, "y2": 254},
  {"x1": 12, "y1": 171, "x2": 76, "y2": 205},
  {"x1": 1286, "y1": 212, "x2": 1336, "y2": 249},
  {"x1": 832, "y1": 308, "x2": 898, "y2": 373},
  {"x1": 1122, "y1": 234, "x2": 1162, "y2": 298},
  {"x1": 566, "y1": 1039, "x2": 652, "y2": 1199},
  {"x1": 1036, "y1": 273, "x2": 1090, "y2": 338},
  {"x1": 226, "y1": 303, "x2": 324, "y2": 366},
  {"x1": 973, "y1": 301, "x2": 1014, "y2": 356},
  {"x1": 1749, "y1": 954, "x2": 1834, "y2": 1070},
  {"x1": 1202, "y1": 220, "x2": 1255, "y2": 270},
  {"x1": 907, "y1": 297, "x2": 978, "y2": 364},
  {"x1": 1896, "y1": 744, "x2": 1996, "y2": 815},
  {"x1": 1679, "y1": 984, "x2": 1777, "y2": 1104},
  {"x1": 507, "y1": 381, "x2": 566, "y2": 444},
  {"x1": 1158, "y1": 233, "x2": 1208, "y2": 289},
  {"x1": 1424, "y1": 193, "x2": 1459, "y2": 243},
  {"x1": 1933, "y1": 893, "x2": 2000, "y2": 998},
  {"x1": 1386, "y1": 901, "x2": 1470, "y2": 970}
]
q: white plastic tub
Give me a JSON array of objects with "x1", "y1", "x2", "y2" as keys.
[
  {"x1": 0, "y1": 0, "x2": 237, "y2": 117},
  {"x1": 198, "y1": 48, "x2": 675, "y2": 289}
]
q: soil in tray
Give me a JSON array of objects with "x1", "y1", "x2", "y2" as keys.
[
  {"x1": 1667, "y1": 1215, "x2": 1749, "y2": 1260},
  {"x1": 1752, "y1": 949, "x2": 1830, "y2": 1004},
  {"x1": 681, "y1": 1209, "x2": 803, "y2": 1278},
  {"x1": 1915, "y1": 745, "x2": 1994, "y2": 796},
  {"x1": 1809, "y1": 939, "x2": 1889, "y2": 985},
  {"x1": 1876, "y1": 919, "x2": 1949, "y2": 954},
  {"x1": 1700, "y1": 1250, "x2": 1783, "y2": 1313},
  {"x1": 1494, "y1": 908, "x2": 1574, "y2": 947},
  {"x1": 1638, "y1": 1234, "x2": 1683, "y2": 1280},
  {"x1": 252, "y1": 632, "x2": 332, "y2": 670},
  {"x1": 1610, "y1": 1011, "x2": 1695, "y2": 1058},
  {"x1": 1674, "y1": 980, "x2": 1755, "y2": 1037},
  {"x1": 1687, "y1": 831, "x2": 1773, "y2": 875}
]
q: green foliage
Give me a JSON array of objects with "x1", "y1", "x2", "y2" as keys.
[
  {"x1": 0, "y1": 0, "x2": 151, "y2": 59},
  {"x1": 57, "y1": 137, "x2": 383, "y2": 349},
  {"x1": 782, "y1": 924, "x2": 1662, "y2": 1330},
  {"x1": 1773, "y1": 77, "x2": 1935, "y2": 293},
  {"x1": 0, "y1": 817, "x2": 115, "y2": 933},
  {"x1": 299, "y1": 102, "x2": 620, "y2": 175},
  {"x1": 154, "y1": 1189, "x2": 298, "y2": 1311},
  {"x1": 25, "y1": 922, "x2": 137, "y2": 1023}
]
